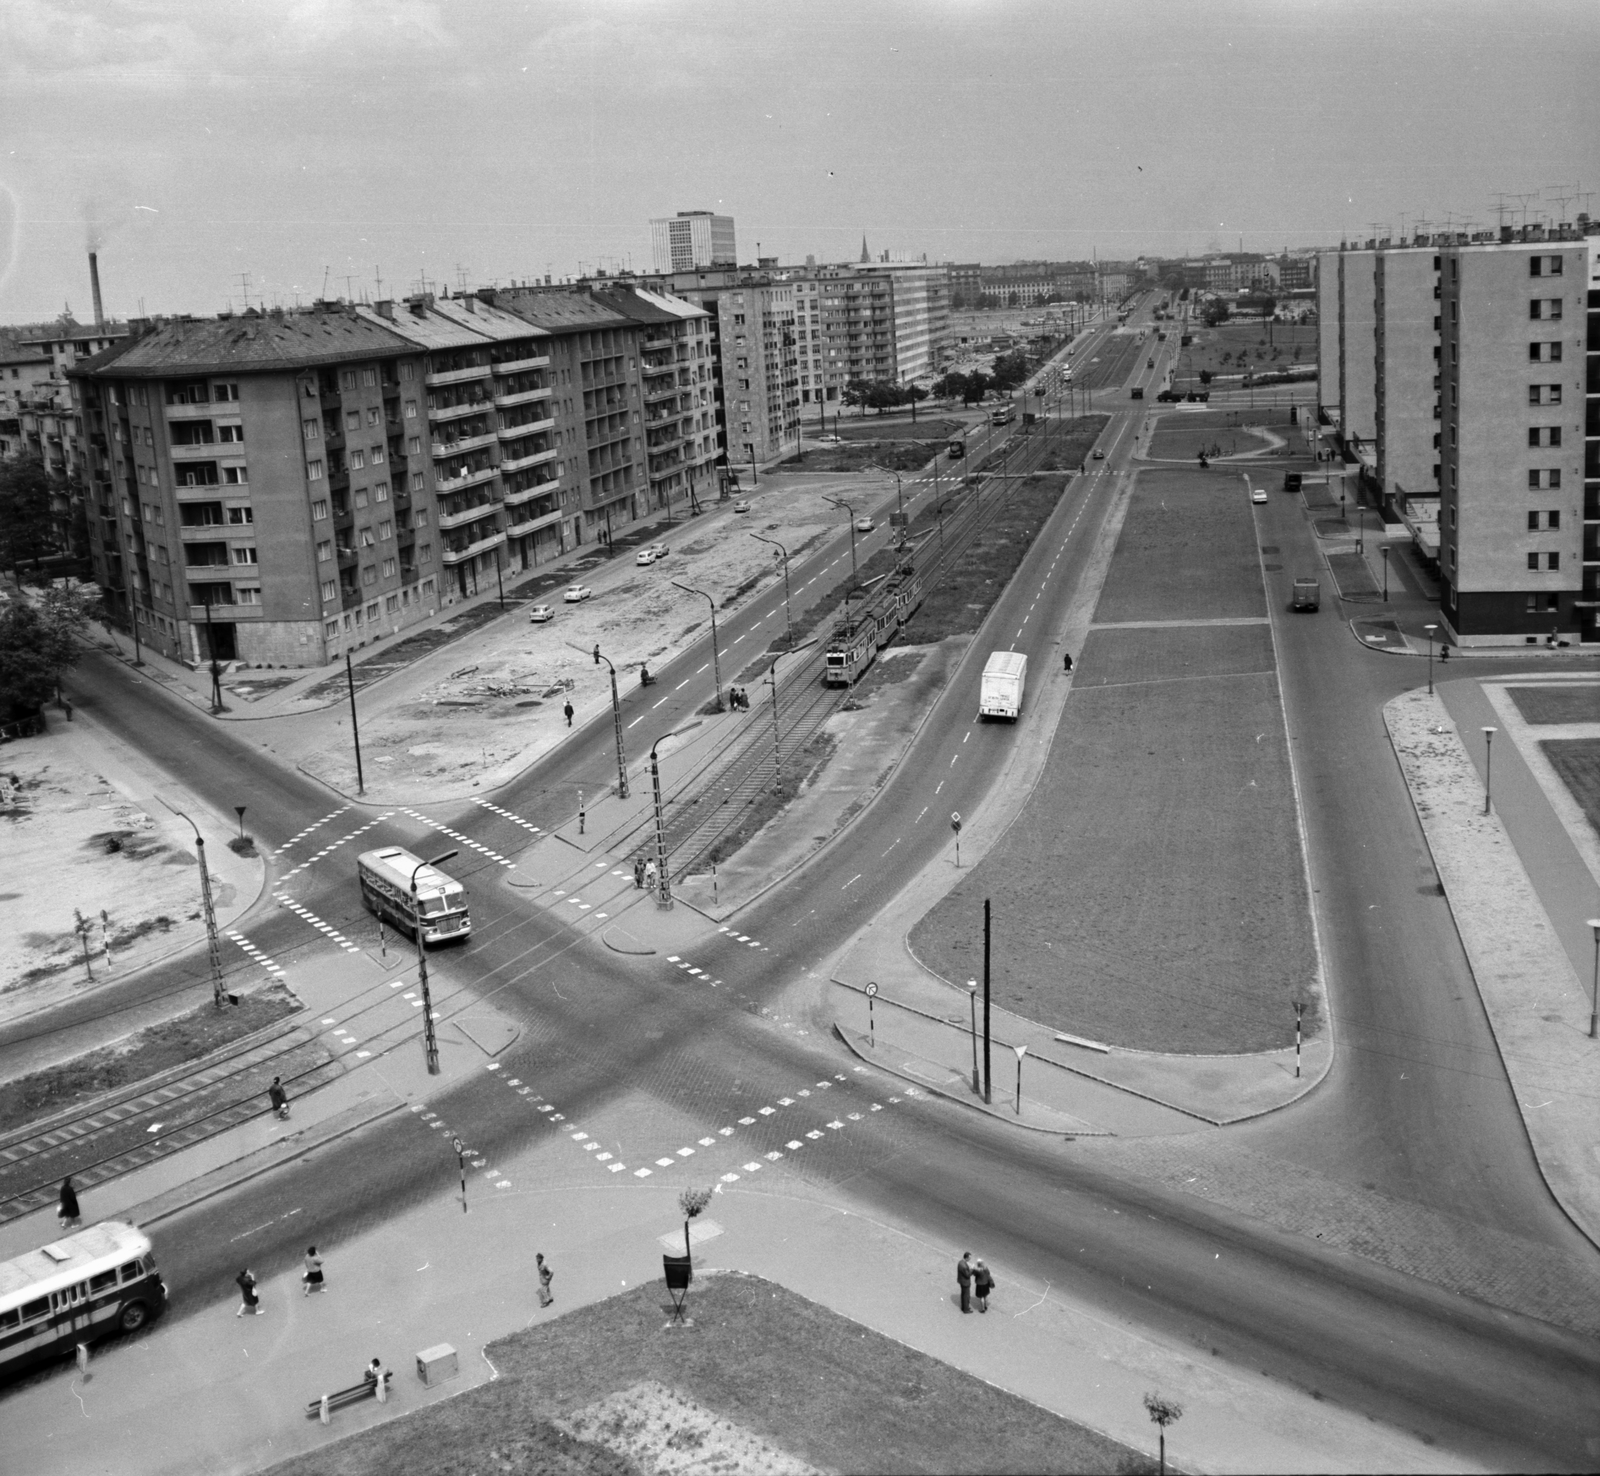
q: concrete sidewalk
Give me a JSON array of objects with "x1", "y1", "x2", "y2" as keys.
[{"x1": 1, "y1": 1106, "x2": 1471, "y2": 1476}]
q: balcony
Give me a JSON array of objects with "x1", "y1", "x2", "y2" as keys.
[
  {"x1": 433, "y1": 463, "x2": 499, "y2": 494},
  {"x1": 429, "y1": 397, "x2": 493, "y2": 424},
  {"x1": 432, "y1": 430, "x2": 498, "y2": 459},
  {"x1": 178, "y1": 522, "x2": 229, "y2": 541},
  {"x1": 491, "y1": 353, "x2": 550, "y2": 375},
  {"x1": 493, "y1": 384, "x2": 553, "y2": 410},
  {"x1": 441, "y1": 530, "x2": 507, "y2": 566},
  {"x1": 505, "y1": 506, "x2": 564, "y2": 538},
  {"x1": 163, "y1": 402, "x2": 215, "y2": 421},
  {"x1": 500, "y1": 445, "x2": 557, "y2": 474},
  {"x1": 502, "y1": 479, "x2": 558, "y2": 508},
  {"x1": 436, "y1": 499, "x2": 501, "y2": 531},
  {"x1": 169, "y1": 439, "x2": 223, "y2": 460},
  {"x1": 498, "y1": 416, "x2": 554, "y2": 441},
  {"x1": 187, "y1": 602, "x2": 264, "y2": 621},
  {"x1": 424, "y1": 362, "x2": 492, "y2": 389},
  {"x1": 645, "y1": 382, "x2": 686, "y2": 406}
]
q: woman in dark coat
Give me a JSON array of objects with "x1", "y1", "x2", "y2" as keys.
[
  {"x1": 58, "y1": 1177, "x2": 81, "y2": 1229},
  {"x1": 972, "y1": 1258, "x2": 995, "y2": 1313}
]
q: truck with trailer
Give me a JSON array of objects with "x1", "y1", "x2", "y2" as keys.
[{"x1": 979, "y1": 651, "x2": 1027, "y2": 720}]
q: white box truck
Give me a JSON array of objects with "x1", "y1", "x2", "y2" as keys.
[{"x1": 979, "y1": 651, "x2": 1027, "y2": 720}]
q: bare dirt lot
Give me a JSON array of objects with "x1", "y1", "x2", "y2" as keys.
[{"x1": 909, "y1": 469, "x2": 1318, "y2": 1054}]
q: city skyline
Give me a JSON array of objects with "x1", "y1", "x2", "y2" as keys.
[{"x1": 2, "y1": 0, "x2": 1595, "y2": 320}]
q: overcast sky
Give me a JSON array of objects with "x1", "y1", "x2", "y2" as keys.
[{"x1": 2, "y1": 0, "x2": 1596, "y2": 323}]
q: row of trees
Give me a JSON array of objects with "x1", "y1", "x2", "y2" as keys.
[
  {"x1": 0, "y1": 581, "x2": 99, "y2": 723},
  {"x1": 0, "y1": 453, "x2": 66, "y2": 580},
  {"x1": 840, "y1": 378, "x2": 930, "y2": 416}
]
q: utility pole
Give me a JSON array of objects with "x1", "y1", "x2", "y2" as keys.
[
  {"x1": 751, "y1": 532, "x2": 793, "y2": 648},
  {"x1": 671, "y1": 580, "x2": 723, "y2": 709},
  {"x1": 590, "y1": 646, "x2": 630, "y2": 799},
  {"x1": 167, "y1": 809, "x2": 226, "y2": 1008},
  {"x1": 346, "y1": 651, "x2": 365, "y2": 795},
  {"x1": 410, "y1": 850, "x2": 457, "y2": 1074},
  {"x1": 982, "y1": 899, "x2": 992, "y2": 1104}
]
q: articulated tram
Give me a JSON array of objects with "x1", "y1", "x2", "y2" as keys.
[{"x1": 822, "y1": 559, "x2": 928, "y2": 686}]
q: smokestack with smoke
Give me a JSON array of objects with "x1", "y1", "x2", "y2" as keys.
[{"x1": 88, "y1": 252, "x2": 104, "y2": 327}]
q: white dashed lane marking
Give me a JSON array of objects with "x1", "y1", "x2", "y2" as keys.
[
  {"x1": 470, "y1": 798, "x2": 543, "y2": 835},
  {"x1": 276, "y1": 805, "x2": 351, "y2": 855},
  {"x1": 400, "y1": 808, "x2": 516, "y2": 867},
  {"x1": 224, "y1": 930, "x2": 287, "y2": 977},
  {"x1": 279, "y1": 812, "x2": 395, "y2": 882},
  {"x1": 272, "y1": 892, "x2": 366, "y2": 953}
]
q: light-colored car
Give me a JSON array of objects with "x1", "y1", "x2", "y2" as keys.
[
  {"x1": 853, "y1": 517, "x2": 875, "y2": 533},
  {"x1": 635, "y1": 548, "x2": 658, "y2": 566},
  {"x1": 732, "y1": 500, "x2": 751, "y2": 513},
  {"x1": 528, "y1": 604, "x2": 555, "y2": 623},
  {"x1": 645, "y1": 543, "x2": 669, "y2": 560},
  {"x1": 1251, "y1": 488, "x2": 1268, "y2": 504},
  {"x1": 1091, "y1": 448, "x2": 1106, "y2": 460},
  {"x1": 563, "y1": 585, "x2": 592, "y2": 603}
]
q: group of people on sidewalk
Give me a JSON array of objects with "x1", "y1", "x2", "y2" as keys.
[
  {"x1": 727, "y1": 687, "x2": 752, "y2": 711},
  {"x1": 633, "y1": 855, "x2": 659, "y2": 892},
  {"x1": 955, "y1": 1251, "x2": 996, "y2": 1313}
]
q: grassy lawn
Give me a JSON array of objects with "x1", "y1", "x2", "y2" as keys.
[
  {"x1": 788, "y1": 440, "x2": 945, "y2": 473},
  {"x1": 0, "y1": 985, "x2": 299, "y2": 1132},
  {"x1": 266, "y1": 1273, "x2": 1145, "y2": 1476},
  {"x1": 828, "y1": 416, "x2": 962, "y2": 442},
  {"x1": 1541, "y1": 739, "x2": 1600, "y2": 837},
  {"x1": 1511, "y1": 687, "x2": 1600, "y2": 725},
  {"x1": 1174, "y1": 320, "x2": 1318, "y2": 385},
  {"x1": 908, "y1": 470, "x2": 1318, "y2": 1054}
]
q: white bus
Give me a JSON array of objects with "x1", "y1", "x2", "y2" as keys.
[
  {"x1": 989, "y1": 403, "x2": 1016, "y2": 427},
  {"x1": 357, "y1": 846, "x2": 471, "y2": 945},
  {"x1": 0, "y1": 1221, "x2": 167, "y2": 1376}
]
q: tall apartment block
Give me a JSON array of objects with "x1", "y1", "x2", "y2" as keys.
[
  {"x1": 68, "y1": 284, "x2": 715, "y2": 669},
  {"x1": 650, "y1": 212, "x2": 737, "y2": 273},
  {"x1": 785, "y1": 262, "x2": 949, "y2": 404},
  {"x1": 1439, "y1": 233, "x2": 1600, "y2": 642}
]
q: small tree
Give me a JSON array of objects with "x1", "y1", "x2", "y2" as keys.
[
  {"x1": 1198, "y1": 370, "x2": 1213, "y2": 386},
  {"x1": 0, "y1": 602, "x2": 59, "y2": 722},
  {"x1": 0, "y1": 453, "x2": 59, "y2": 579},
  {"x1": 678, "y1": 1186, "x2": 713, "y2": 1259},
  {"x1": 1143, "y1": 1392, "x2": 1183, "y2": 1475}
]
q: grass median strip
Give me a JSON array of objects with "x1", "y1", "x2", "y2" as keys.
[{"x1": 266, "y1": 1273, "x2": 1143, "y2": 1476}]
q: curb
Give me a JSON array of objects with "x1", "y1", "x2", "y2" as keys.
[{"x1": 135, "y1": 1097, "x2": 408, "y2": 1228}]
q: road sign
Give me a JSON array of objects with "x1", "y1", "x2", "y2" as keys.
[
  {"x1": 889, "y1": 512, "x2": 908, "y2": 527},
  {"x1": 950, "y1": 812, "x2": 961, "y2": 832},
  {"x1": 864, "y1": 981, "x2": 879, "y2": 998}
]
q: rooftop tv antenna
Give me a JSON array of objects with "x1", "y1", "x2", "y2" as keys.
[
  {"x1": 1510, "y1": 192, "x2": 1539, "y2": 229},
  {"x1": 236, "y1": 272, "x2": 253, "y2": 309}
]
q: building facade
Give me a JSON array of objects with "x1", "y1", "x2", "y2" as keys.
[{"x1": 649, "y1": 212, "x2": 737, "y2": 273}]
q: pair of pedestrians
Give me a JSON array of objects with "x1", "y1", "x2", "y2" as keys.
[
  {"x1": 955, "y1": 1251, "x2": 995, "y2": 1313},
  {"x1": 233, "y1": 1246, "x2": 327, "y2": 1316}
]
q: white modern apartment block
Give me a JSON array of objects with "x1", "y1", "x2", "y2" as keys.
[{"x1": 650, "y1": 212, "x2": 737, "y2": 273}]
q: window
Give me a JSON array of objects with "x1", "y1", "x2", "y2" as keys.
[
  {"x1": 214, "y1": 382, "x2": 238, "y2": 401},
  {"x1": 308, "y1": 460, "x2": 324, "y2": 480},
  {"x1": 312, "y1": 499, "x2": 329, "y2": 520},
  {"x1": 408, "y1": 436, "x2": 421, "y2": 454},
  {"x1": 218, "y1": 424, "x2": 243, "y2": 443},
  {"x1": 378, "y1": 519, "x2": 393, "y2": 540},
  {"x1": 1530, "y1": 255, "x2": 1564, "y2": 276},
  {"x1": 1549, "y1": 510, "x2": 1561, "y2": 530},
  {"x1": 370, "y1": 444, "x2": 384, "y2": 463},
  {"x1": 1529, "y1": 341, "x2": 1563, "y2": 362},
  {"x1": 1528, "y1": 427, "x2": 1562, "y2": 447},
  {"x1": 405, "y1": 401, "x2": 418, "y2": 419},
  {"x1": 222, "y1": 466, "x2": 248, "y2": 484},
  {"x1": 386, "y1": 592, "x2": 400, "y2": 612},
  {"x1": 355, "y1": 489, "x2": 368, "y2": 509},
  {"x1": 1549, "y1": 552, "x2": 1561, "y2": 570},
  {"x1": 231, "y1": 546, "x2": 257, "y2": 564},
  {"x1": 373, "y1": 482, "x2": 388, "y2": 502},
  {"x1": 1528, "y1": 552, "x2": 1540, "y2": 570},
  {"x1": 317, "y1": 540, "x2": 333, "y2": 562},
  {"x1": 227, "y1": 506, "x2": 253, "y2": 524},
  {"x1": 382, "y1": 557, "x2": 397, "y2": 577},
  {"x1": 413, "y1": 508, "x2": 428, "y2": 525},
  {"x1": 419, "y1": 543, "x2": 433, "y2": 563},
  {"x1": 303, "y1": 418, "x2": 321, "y2": 440},
  {"x1": 350, "y1": 449, "x2": 365, "y2": 469},
  {"x1": 1530, "y1": 385, "x2": 1563, "y2": 405},
  {"x1": 1528, "y1": 511, "x2": 1541, "y2": 531},
  {"x1": 362, "y1": 368, "x2": 377, "y2": 387},
  {"x1": 1529, "y1": 469, "x2": 1562, "y2": 490},
  {"x1": 411, "y1": 471, "x2": 425, "y2": 491},
  {"x1": 321, "y1": 580, "x2": 337, "y2": 602},
  {"x1": 359, "y1": 525, "x2": 375, "y2": 547},
  {"x1": 341, "y1": 369, "x2": 357, "y2": 390},
  {"x1": 1530, "y1": 299, "x2": 1563, "y2": 320},
  {"x1": 401, "y1": 362, "x2": 415, "y2": 381},
  {"x1": 362, "y1": 564, "x2": 377, "y2": 585},
  {"x1": 235, "y1": 585, "x2": 261, "y2": 603},
  {"x1": 346, "y1": 411, "x2": 361, "y2": 431}
]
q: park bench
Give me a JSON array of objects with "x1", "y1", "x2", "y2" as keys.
[{"x1": 304, "y1": 1370, "x2": 391, "y2": 1421}]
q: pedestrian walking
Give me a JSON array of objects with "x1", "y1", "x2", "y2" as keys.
[
  {"x1": 563, "y1": 700, "x2": 574, "y2": 727},
  {"x1": 536, "y1": 1252, "x2": 554, "y2": 1307},
  {"x1": 302, "y1": 1246, "x2": 325, "y2": 1296},
  {"x1": 1062, "y1": 652, "x2": 1074, "y2": 674},
  {"x1": 235, "y1": 1268, "x2": 262, "y2": 1316},
  {"x1": 644, "y1": 859, "x2": 658, "y2": 893},
  {"x1": 58, "y1": 1176, "x2": 81, "y2": 1230},
  {"x1": 268, "y1": 1076, "x2": 290, "y2": 1120},
  {"x1": 973, "y1": 1258, "x2": 995, "y2": 1313},
  {"x1": 633, "y1": 856, "x2": 646, "y2": 890},
  {"x1": 956, "y1": 1251, "x2": 974, "y2": 1314}
]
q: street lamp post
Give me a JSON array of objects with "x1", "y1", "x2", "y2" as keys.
[
  {"x1": 824, "y1": 496, "x2": 859, "y2": 590},
  {"x1": 672, "y1": 580, "x2": 723, "y2": 711},
  {"x1": 409, "y1": 849, "x2": 457, "y2": 1075},
  {"x1": 1587, "y1": 919, "x2": 1600, "y2": 1039},
  {"x1": 765, "y1": 649, "x2": 790, "y2": 783},
  {"x1": 966, "y1": 979, "x2": 980, "y2": 1094},
  {"x1": 1013, "y1": 1044, "x2": 1028, "y2": 1115},
  {"x1": 647, "y1": 723, "x2": 700, "y2": 911},
  {"x1": 345, "y1": 651, "x2": 365, "y2": 796},
  {"x1": 203, "y1": 600, "x2": 223, "y2": 713},
  {"x1": 1381, "y1": 545, "x2": 1390, "y2": 601},
  {"x1": 1424, "y1": 623, "x2": 1439, "y2": 695},
  {"x1": 750, "y1": 532, "x2": 793, "y2": 649},
  {"x1": 591, "y1": 645, "x2": 630, "y2": 799},
  {"x1": 169, "y1": 809, "x2": 225, "y2": 1009},
  {"x1": 1357, "y1": 502, "x2": 1366, "y2": 557},
  {"x1": 1482, "y1": 726, "x2": 1497, "y2": 815}
]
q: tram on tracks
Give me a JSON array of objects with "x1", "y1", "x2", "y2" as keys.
[{"x1": 822, "y1": 557, "x2": 928, "y2": 686}]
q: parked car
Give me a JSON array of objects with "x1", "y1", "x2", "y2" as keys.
[
  {"x1": 854, "y1": 517, "x2": 875, "y2": 533},
  {"x1": 563, "y1": 585, "x2": 592, "y2": 603},
  {"x1": 635, "y1": 549, "x2": 658, "y2": 566},
  {"x1": 1091, "y1": 448, "x2": 1106, "y2": 460},
  {"x1": 1251, "y1": 488, "x2": 1268, "y2": 504},
  {"x1": 732, "y1": 500, "x2": 750, "y2": 513},
  {"x1": 644, "y1": 543, "x2": 669, "y2": 560},
  {"x1": 528, "y1": 604, "x2": 555, "y2": 623}
]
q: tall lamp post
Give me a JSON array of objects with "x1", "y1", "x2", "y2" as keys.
[
  {"x1": 966, "y1": 978, "x2": 980, "y2": 1094},
  {"x1": 409, "y1": 849, "x2": 457, "y2": 1075},
  {"x1": 1424, "y1": 623, "x2": 1439, "y2": 695},
  {"x1": 169, "y1": 809, "x2": 225, "y2": 1009},
  {"x1": 824, "y1": 496, "x2": 860, "y2": 591},
  {"x1": 1482, "y1": 726, "x2": 1497, "y2": 815},
  {"x1": 590, "y1": 645, "x2": 630, "y2": 800},
  {"x1": 671, "y1": 580, "x2": 723, "y2": 711},
  {"x1": 649, "y1": 724, "x2": 700, "y2": 911},
  {"x1": 1381, "y1": 545, "x2": 1390, "y2": 601},
  {"x1": 1586, "y1": 918, "x2": 1600, "y2": 1039},
  {"x1": 868, "y1": 465, "x2": 905, "y2": 539},
  {"x1": 750, "y1": 532, "x2": 793, "y2": 649}
]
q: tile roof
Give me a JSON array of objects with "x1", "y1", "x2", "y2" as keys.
[
  {"x1": 75, "y1": 307, "x2": 415, "y2": 378},
  {"x1": 491, "y1": 289, "x2": 638, "y2": 333}
]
